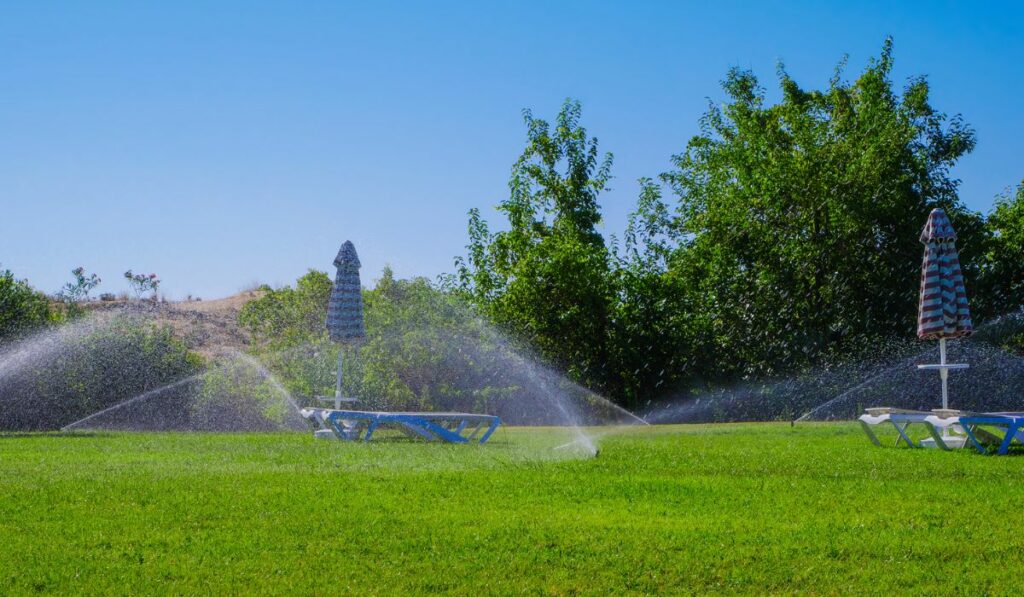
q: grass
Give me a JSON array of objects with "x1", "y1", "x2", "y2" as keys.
[{"x1": 2, "y1": 423, "x2": 1024, "y2": 594}]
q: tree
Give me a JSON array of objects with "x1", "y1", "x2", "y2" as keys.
[
  {"x1": 238, "y1": 270, "x2": 333, "y2": 352},
  {"x1": 976, "y1": 180, "x2": 1024, "y2": 316},
  {"x1": 661, "y1": 39, "x2": 980, "y2": 377},
  {"x1": 608, "y1": 178, "x2": 714, "y2": 407},
  {"x1": 453, "y1": 99, "x2": 618, "y2": 394}
]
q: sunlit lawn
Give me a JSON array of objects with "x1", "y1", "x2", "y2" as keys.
[{"x1": 2, "y1": 423, "x2": 1023, "y2": 594}]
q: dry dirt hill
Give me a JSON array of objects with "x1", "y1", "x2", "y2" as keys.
[{"x1": 85, "y1": 292, "x2": 263, "y2": 358}]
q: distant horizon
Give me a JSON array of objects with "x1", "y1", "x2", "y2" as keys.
[{"x1": 3, "y1": 2, "x2": 1021, "y2": 299}]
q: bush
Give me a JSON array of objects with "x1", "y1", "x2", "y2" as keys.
[
  {"x1": 190, "y1": 359, "x2": 302, "y2": 431},
  {"x1": 0, "y1": 315, "x2": 204, "y2": 430},
  {"x1": 0, "y1": 269, "x2": 60, "y2": 342},
  {"x1": 124, "y1": 270, "x2": 160, "y2": 300}
]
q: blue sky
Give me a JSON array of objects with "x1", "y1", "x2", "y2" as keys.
[{"x1": 2, "y1": 1, "x2": 1021, "y2": 299}]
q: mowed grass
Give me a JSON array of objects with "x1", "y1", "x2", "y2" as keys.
[{"x1": 2, "y1": 423, "x2": 1024, "y2": 594}]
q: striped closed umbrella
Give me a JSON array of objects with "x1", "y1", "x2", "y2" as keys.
[
  {"x1": 327, "y1": 241, "x2": 366, "y2": 341},
  {"x1": 916, "y1": 208, "x2": 972, "y2": 416},
  {"x1": 325, "y1": 241, "x2": 365, "y2": 408},
  {"x1": 917, "y1": 209, "x2": 972, "y2": 340}
]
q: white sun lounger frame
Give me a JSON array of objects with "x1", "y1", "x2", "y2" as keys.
[{"x1": 858, "y1": 408, "x2": 965, "y2": 450}]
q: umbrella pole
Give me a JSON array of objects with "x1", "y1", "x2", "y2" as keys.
[
  {"x1": 334, "y1": 347, "x2": 343, "y2": 410},
  {"x1": 940, "y1": 338, "x2": 948, "y2": 411}
]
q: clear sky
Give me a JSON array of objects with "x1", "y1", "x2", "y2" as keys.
[{"x1": 2, "y1": 1, "x2": 1021, "y2": 299}]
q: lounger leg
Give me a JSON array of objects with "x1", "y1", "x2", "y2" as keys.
[
  {"x1": 898, "y1": 422, "x2": 915, "y2": 448},
  {"x1": 961, "y1": 424, "x2": 988, "y2": 454},
  {"x1": 363, "y1": 419, "x2": 380, "y2": 442},
  {"x1": 327, "y1": 416, "x2": 349, "y2": 440},
  {"x1": 467, "y1": 420, "x2": 485, "y2": 441},
  {"x1": 418, "y1": 420, "x2": 469, "y2": 443},
  {"x1": 859, "y1": 420, "x2": 883, "y2": 447},
  {"x1": 998, "y1": 423, "x2": 1021, "y2": 455},
  {"x1": 478, "y1": 418, "x2": 500, "y2": 444},
  {"x1": 889, "y1": 421, "x2": 917, "y2": 448},
  {"x1": 401, "y1": 421, "x2": 440, "y2": 441},
  {"x1": 923, "y1": 423, "x2": 950, "y2": 451}
]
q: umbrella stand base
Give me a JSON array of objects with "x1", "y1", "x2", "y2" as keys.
[{"x1": 920, "y1": 435, "x2": 968, "y2": 450}]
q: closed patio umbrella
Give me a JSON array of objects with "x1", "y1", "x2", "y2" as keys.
[
  {"x1": 916, "y1": 208, "x2": 972, "y2": 415},
  {"x1": 325, "y1": 240, "x2": 365, "y2": 408}
]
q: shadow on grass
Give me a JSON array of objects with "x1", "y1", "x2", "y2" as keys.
[{"x1": 973, "y1": 444, "x2": 1024, "y2": 456}]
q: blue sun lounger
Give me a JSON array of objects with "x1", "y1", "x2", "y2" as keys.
[
  {"x1": 300, "y1": 408, "x2": 501, "y2": 444},
  {"x1": 958, "y1": 413, "x2": 1024, "y2": 455}
]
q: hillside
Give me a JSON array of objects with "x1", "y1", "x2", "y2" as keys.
[{"x1": 83, "y1": 292, "x2": 262, "y2": 357}]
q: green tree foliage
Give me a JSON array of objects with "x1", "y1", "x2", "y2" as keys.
[
  {"x1": 358, "y1": 268, "x2": 512, "y2": 412},
  {"x1": 453, "y1": 99, "x2": 618, "y2": 394},
  {"x1": 976, "y1": 180, "x2": 1024, "y2": 316},
  {"x1": 0, "y1": 268, "x2": 59, "y2": 341},
  {"x1": 237, "y1": 270, "x2": 335, "y2": 399},
  {"x1": 449, "y1": 41, "x2": 998, "y2": 410},
  {"x1": 610, "y1": 179, "x2": 710, "y2": 406},
  {"x1": 660, "y1": 39, "x2": 981, "y2": 377},
  {"x1": 238, "y1": 270, "x2": 333, "y2": 351}
]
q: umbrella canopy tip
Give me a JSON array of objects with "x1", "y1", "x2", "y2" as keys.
[
  {"x1": 334, "y1": 241, "x2": 361, "y2": 270},
  {"x1": 920, "y1": 208, "x2": 957, "y2": 242}
]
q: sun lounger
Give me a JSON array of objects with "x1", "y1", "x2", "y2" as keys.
[
  {"x1": 920, "y1": 409, "x2": 970, "y2": 450},
  {"x1": 300, "y1": 408, "x2": 501, "y2": 444},
  {"x1": 957, "y1": 413, "x2": 1024, "y2": 455},
  {"x1": 859, "y1": 408, "x2": 934, "y2": 448},
  {"x1": 859, "y1": 407, "x2": 971, "y2": 449}
]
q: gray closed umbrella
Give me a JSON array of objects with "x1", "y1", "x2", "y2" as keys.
[
  {"x1": 327, "y1": 241, "x2": 366, "y2": 341},
  {"x1": 326, "y1": 241, "x2": 365, "y2": 407},
  {"x1": 917, "y1": 209, "x2": 972, "y2": 341}
]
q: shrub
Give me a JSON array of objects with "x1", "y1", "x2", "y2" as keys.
[
  {"x1": 57, "y1": 267, "x2": 101, "y2": 318},
  {"x1": 0, "y1": 315, "x2": 204, "y2": 430},
  {"x1": 0, "y1": 268, "x2": 60, "y2": 342},
  {"x1": 124, "y1": 270, "x2": 160, "y2": 300},
  {"x1": 58, "y1": 267, "x2": 101, "y2": 303}
]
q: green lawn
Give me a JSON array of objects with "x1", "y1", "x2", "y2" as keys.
[{"x1": 2, "y1": 423, "x2": 1023, "y2": 594}]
